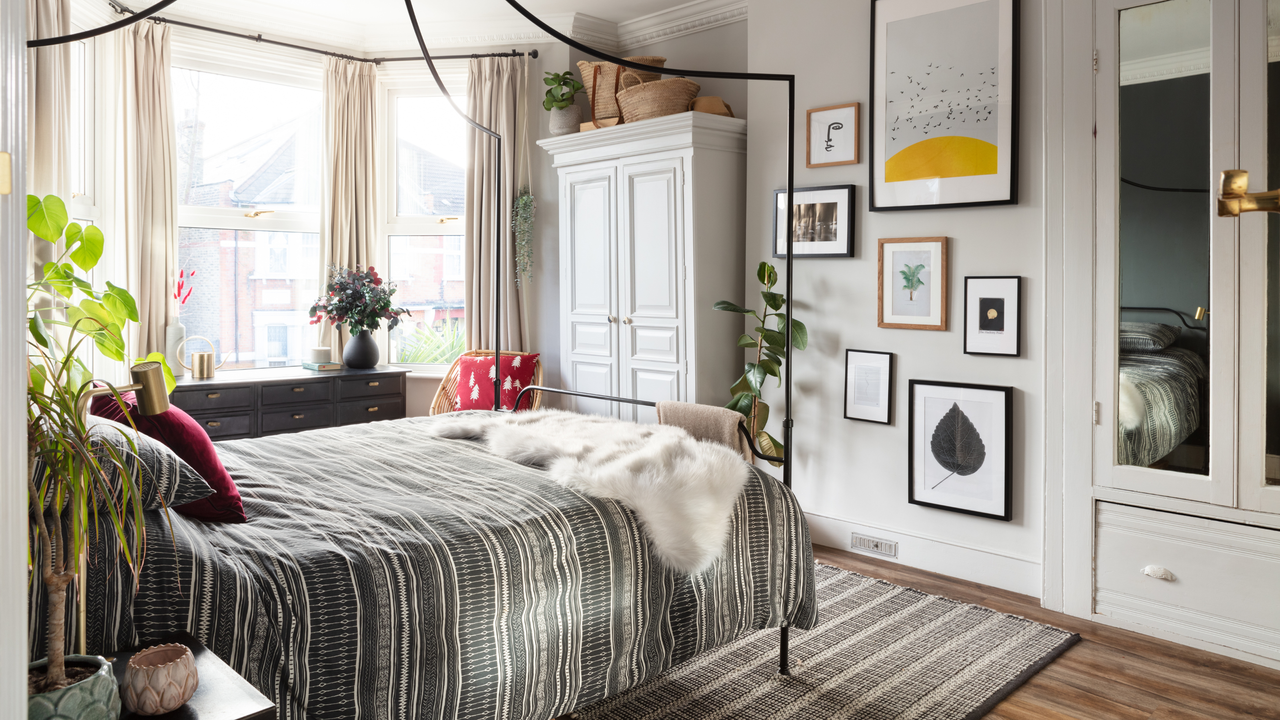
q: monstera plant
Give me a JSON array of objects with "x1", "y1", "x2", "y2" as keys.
[{"x1": 715, "y1": 262, "x2": 808, "y2": 466}]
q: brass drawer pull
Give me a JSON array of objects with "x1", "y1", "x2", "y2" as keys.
[
  {"x1": 368, "y1": 381, "x2": 380, "y2": 387},
  {"x1": 367, "y1": 406, "x2": 379, "y2": 413},
  {"x1": 293, "y1": 414, "x2": 305, "y2": 420},
  {"x1": 207, "y1": 392, "x2": 221, "y2": 399},
  {"x1": 207, "y1": 421, "x2": 221, "y2": 428},
  {"x1": 293, "y1": 387, "x2": 305, "y2": 393}
]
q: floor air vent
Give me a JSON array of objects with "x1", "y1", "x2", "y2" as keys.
[{"x1": 850, "y1": 532, "x2": 898, "y2": 558}]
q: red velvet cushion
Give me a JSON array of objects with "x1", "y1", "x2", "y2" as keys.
[
  {"x1": 456, "y1": 353, "x2": 539, "y2": 411},
  {"x1": 90, "y1": 392, "x2": 247, "y2": 523}
]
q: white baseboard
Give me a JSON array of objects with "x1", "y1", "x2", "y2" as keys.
[{"x1": 805, "y1": 512, "x2": 1043, "y2": 598}]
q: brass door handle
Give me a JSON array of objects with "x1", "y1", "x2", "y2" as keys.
[
  {"x1": 1218, "y1": 169, "x2": 1280, "y2": 216},
  {"x1": 367, "y1": 406, "x2": 379, "y2": 412},
  {"x1": 368, "y1": 381, "x2": 379, "y2": 387},
  {"x1": 293, "y1": 387, "x2": 305, "y2": 392},
  {"x1": 207, "y1": 421, "x2": 221, "y2": 428},
  {"x1": 207, "y1": 392, "x2": 221, "y2": 399},
  {"x1": 293, "y1": 414, "x2": 305, "y2": 419}
]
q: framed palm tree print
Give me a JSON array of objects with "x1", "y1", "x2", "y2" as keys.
[{"x1": 878, "y1": 237, "x2": 947, "y2": 330}]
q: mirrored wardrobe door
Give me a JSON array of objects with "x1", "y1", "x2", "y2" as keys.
[{"x1": 1094, "y1": 0, "x2": 1237, "y2": 504}]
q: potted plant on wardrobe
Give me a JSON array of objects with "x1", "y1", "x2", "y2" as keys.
[
  {"x1": 715, "y1": 261, "x2": 808, "y2": 466},
  {"x1": 26, "y1": 194, "x2": 176, "y2": 719},
  {"x1": 309, "y1": 265, "x2": 411, "y2": 369},
  {"x1": 544, "y1": 70, "x2": 584, "y2": 136}
]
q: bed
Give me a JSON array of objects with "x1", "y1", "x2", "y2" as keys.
[
  {"x1": 1117, "y1": 346, "x2": 1208, "y2": 468},
  {"x1": 33, "y1": 413, "x2": 817, "y2": 720}
]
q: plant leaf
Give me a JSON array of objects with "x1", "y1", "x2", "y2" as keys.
[
  {"x1": 758, "y1": 431, "x2": 784, "y2": 467},
  {"x1": 744, "y1": 362, "x2": 766, "y2": 394},
  {"x1": 730, "y1": 373, "x2": 754, "y2": 398},
  {"x1": 761, "y1": 291, "x2": 785, "y2": 311},
  {"x1": 791, "y1": 318, "x2": 809, "y2": 351},
  {"x1": 737, "y1": 333, "x2": 757, "y2": 348},
  {"x1": 757, "y1": 261, "x2": 777, "y2": 289},
  {"x1": 29, "y1": 313, "x2": 52, "y2": 349},
  {"x1": 759, "y1": 357, "x2": 780, "y2": 378},
  {"x1": 725, "y1": 391, "x2": 754, "y2": 417},
  {"x1": 42, "y1": 262, "x2": 74, "y2": 298},
  {"x1": 67, "y1": 223, "x2": 104, "y2": 272},
  {"x1": 761, "y1": 347, "x2": 783, "y2": 366},
  {"x1": 754, "y1": 400, "x2": 770, "y2": 433},
  {"x1": 714, "y1": 300, "x2": 754, "y2": 315},
  {"x1": 930, "y1": 402, "x2": 987, "y2": 478},
  {"x1": 136, "y1": 352, "x2": 177, "y2": 394},
  {"x1": 104, "y1": 282, "x2": 139, "y2": 322},
  {"x1": 760, "y1": 328, "x2": 786, "y2": 348},
  {"x1": 27, "y1": 194, "x2": 68, "y2": 242}
]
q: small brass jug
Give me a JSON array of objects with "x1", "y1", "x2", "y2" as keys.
[{"x1": 176, "y1": 336, "x2": 226, "y2": 380}]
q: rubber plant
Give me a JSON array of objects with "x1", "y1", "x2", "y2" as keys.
[
  {"x1": 26, "y1": 194, "x2": 176, "y2": 693},
  {"x1": 715, "y1": 261, "x2": 808, "y2": 466},
  {"x1": 543, "y1": 70, "x2": 584, "y2": 111}
]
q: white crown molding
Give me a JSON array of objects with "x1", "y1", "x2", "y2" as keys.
[
  {"x1": 537, "y1": 112, "x2": 746, "y2": 167},
  {"x1": 616, "y1": 0, "x2": 747, "y2": 51},
  {"x1": 1119, "y1": 47, "x2": 1209, "y2": 86}
]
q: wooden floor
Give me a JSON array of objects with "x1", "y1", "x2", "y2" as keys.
[{"x1": 813, "y1": 545, "x2": 1280, "y2": 720}]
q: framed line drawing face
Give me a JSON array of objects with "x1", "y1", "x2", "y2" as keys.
[
  {"x1": 845, "y1": 349, "x2": 893, "y2": 424},
  {"x1": 870, "y1": 0, "x2": 1019, "y2": 211},
  {"x1": 773, "y1": 185, "x2": 856, "y2": 258},
  {"x1": 807, "y1": 102, "x2": 860, "y2": 168},
  {"x1": 964, "y1": 276, "x2": 1022, "y2": 356},
  {"x1": 877, "y1": 237, "x2": 947, "y2": 330},
  {"x1": 908, "y1": 380, "x2": 1013, "y2": 521}
]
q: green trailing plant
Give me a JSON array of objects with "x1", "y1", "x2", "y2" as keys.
[
  {"x1": 512, "y1": 187, "x2": 535, "y2": 287},
  {"x1": 397, "y1": 322, "x2": 466, "y2": 365},
  {"x1": 543, "y1": 70, "x2": 584, "y2": 111},
  {"x1": 309, "y1": 265, "x2": 411, "y2": 334},
  {"x1": 26, "y1": 194, "x2": 176, "y2": 693},
  {"x1": 900, "y1": 263, "x2": 926, "y2": 301},
  {"x1": 714, "y1": 262, "x2": 808, "y2": 467}
]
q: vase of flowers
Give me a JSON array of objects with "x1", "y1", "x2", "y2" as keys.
[
  {"x1": 309, "y1": 265, "x2": 410, "y2": 369},
  {"x1": 166, "y1": 269, "x2": 195, "y2": 377}
]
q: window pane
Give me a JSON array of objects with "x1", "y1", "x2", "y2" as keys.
[
  {"x1": 69, "y1": 39, "x2": 89, "y2": 199},
  {"x1": 177, "y1": 228, "x2": 320, "y2": 369},
  {"x1": 388, "y1": 235, "x2": 465, "y2": 364},
  {"x1": 396, "y1": 96, "x2": 467, "y2": 217},
  {"x1": 172, "y1": 68, "x2": 322, "y2": 212}
]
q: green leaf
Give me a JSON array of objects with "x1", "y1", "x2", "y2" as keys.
[
  {"x1": 136, "y1": 352, "x2": 177, "y2": 395},
  {"x1": 762, "y1": 347, "x2": 783, "y2": 366},
  {"x1": 744, "y1": 362, "x2": 766, "y2": 394},
  {"x1": 759, "y1": 431, "x2": 785, "y2": 467},
  {"x1": 27, "y1": 194, "x2": 68, "y2": 242},
  {"x1": 713, "y1": 300, "x2": 754, "y2": 315},
  {"x1": 756, "y1": 261, "x2": 777, "y2": 289},
  {"x1": 42, "y1": 262, "x2": 74, "y2": 298},
  {"x1": 93, "y1": 323, "x2": 126, "y2": 361},
  {"x1": 28, "y1": 313, "x2": 52, "y2": 349},
  {"x1": 760, "y1": 328, "x2": 787, "y2": 348},
  {"x1": 791, "y1": 318, "x2": 809, "y2": 351},
  {"x1": 761, "y1": 291, "x2": 785, "y2": 311},
  {"x1": 730, "y1": 373, "x2": 754, "y2": 398},
  {"x1": 77, "y1": 299, "x2": 115, "y2": 329},
  {"x1": 67, "y1": 223, "x2": 104, "y2": 272},
  {"x1": 28, "y1": 363, "x2": 47, "y2": 395},
  {"x1": 725, "y1": 391, "x2": 754, "y2": 417},
  {"x1": 737, "y1": 333, "x2": 757, "y2": 348},
  {"x1": 759, "y1": 357, "x2": 780, "y2": 378},
  {"x1": 754, "y1": 400, "x2": 770, "y2": 433},
  {"x1": 104, "y1": 282, "x2": 139, "y2": 322}
]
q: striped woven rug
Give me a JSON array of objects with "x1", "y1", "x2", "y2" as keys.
[{"x1": 570, "y1": 563, "x2": 1078, "y2": 720}]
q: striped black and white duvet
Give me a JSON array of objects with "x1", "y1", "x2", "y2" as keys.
[
  {"x1": 1117, "y1": 348, "x2": 1207, "y2": 467},
  {"x1": 36, "y1": 413, "x2": 817, "y2": 719}
]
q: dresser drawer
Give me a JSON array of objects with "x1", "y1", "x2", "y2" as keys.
[
  {"x1": 172, "y1": 386, "x2": 254, "y2": 413},
  {"x1": 261, "y1": 379, "x2": 332, "y2": 406},
  {"x1": 1095, "y1": 503, "x2": 1280, "y2": 658},
  {"x1": 260, "y1": 405, "x2": 333, "y2": 435},
  {"x1": 191, "y1": 412, "x2": 254, "y2": 440},
  {"x1": 337, "y1": 398, "x2": 405, "y2": 426},
  {"x1": 338, "y1": 374, "x2": 403, "y2": 400}
]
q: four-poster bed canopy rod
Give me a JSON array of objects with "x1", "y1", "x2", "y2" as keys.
[{"x1": 28, "y1": 0, "x2": 804, "y2": 677}]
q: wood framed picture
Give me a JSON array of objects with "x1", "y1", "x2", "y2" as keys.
[
  {"x1": 845, "y1": 349, "x2": 893, "y2": 424},
  {"x1": 773, "y1": 185, "x2": 855, "y2": 258},
  {"x1": 877, "y1": 237, "x2": 947, "y2": 330},
  {"x1": 807, "y1": 102, "x2": 860, "y2": 167},
  {"x1": 908, "y1": 380, "x2": 1013, "y2": 521},
  {"x1": 870, "y1": 0, "x2": 1020, "y2": 211},
  {"x1": 964, "y1": 276, "x2": 1021, "y2": 356}
]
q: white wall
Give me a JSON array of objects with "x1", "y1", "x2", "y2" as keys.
[
  {"x1": 624, "y1": 20, "x2": 748, "y2": 120},
  {"x1": 746, "y1": 0, "x2": 1046, "y2": 596}
]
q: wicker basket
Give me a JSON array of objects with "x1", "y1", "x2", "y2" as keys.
[
  {"x1": 577, "y1": 56, "x2": 666, "y2": 121},
  {"x1": 430, "y1": 350, "x2": 544, "y2": 415},
  {"x1": 616, "y1": 72, "x2": 701, "y2": 124}
]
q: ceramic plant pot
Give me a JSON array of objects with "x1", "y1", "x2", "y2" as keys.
[
  {"x1": 343, "y1": 329, "x2": 380, "y2": 369},
  {"x1": 121, "y1": 643, "x2": 199, "y2": 716},
  {"x1": 28, "y1": 655, "x2": 121, "y2": 720},
  {"x1": 549, "y1": 105, "x2": 582, "y2": 136}
]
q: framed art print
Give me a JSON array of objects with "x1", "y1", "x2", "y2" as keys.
[
  {"x1": 773, "y1": 185, "x2": 855, "y2": 258},
  {"x1": 964, "y1": 276, "x2": 1021, "y2": 356},
  {"x1": 807, "y1": 102, "x2": 860, "y2": 168},
  {"x1": 878, "y1": 237, "x2": 947, "y2": 330},
  {"x1": 870, "y1": 0, "x2": 1019, "y2": 211},
  {"x1": 908, "y1": 380, "x2": 1013, "y2": 521},
  {"x1": 845, "y1": 350, "x2": 893, "y2": 424}
]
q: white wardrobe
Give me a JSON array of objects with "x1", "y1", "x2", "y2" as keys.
[{"x1": 538, "y1": 112, "x2": 747, "y2": 422}]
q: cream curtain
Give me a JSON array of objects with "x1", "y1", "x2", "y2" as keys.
[
  {"x1": 118, "y1": 22, "x2": 179, "y2": 357},
  {"x1": 26, "y1": 0, "x2": 70, "y2": 281},
  {"x1": 319, "y1": 57, "x2": 378, "y2": 353},
  {"x1": 465, "y1": 56, "x2": 529, "y2": 352}
]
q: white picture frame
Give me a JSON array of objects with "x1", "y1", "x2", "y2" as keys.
[
  {"x1": 964, "y1": 276, "x2": 1022, "y2": 356},
  {"x1": 807, "y1": 102, "x2": 860, "y2": 167},
  {"x1": 845, "y1": 350, "x2": 893, "y2": 424}
]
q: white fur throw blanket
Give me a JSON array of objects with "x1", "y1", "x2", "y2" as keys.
[{"x1": 426, "y1": 410, "x2": 751, "y2": 574}]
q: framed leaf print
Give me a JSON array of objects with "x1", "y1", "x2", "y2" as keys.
[
  {"x1": 870, "y1": 0, "x2": 1019, "y2": 211},
  {"x1": 908, "y1": 380, "x2": 1013, "y2": 520},
  {"x1": 878, "y1": 237, "x2": 947, "y2": 330}
]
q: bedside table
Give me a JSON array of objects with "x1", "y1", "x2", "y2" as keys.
[{"x1": 110, "y1": 631, "x2": 275, "y2": 719}]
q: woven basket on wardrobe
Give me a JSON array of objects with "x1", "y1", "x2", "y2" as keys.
[
  {"x1": 616, "y1": 72, "x2": 701, "y2": 124},
  {"x1": 430, "y1": 350, "x2": 544, "y2": 415},
  {"x1": 577, "y1": 56, "x2": 666, "y2": 120}
]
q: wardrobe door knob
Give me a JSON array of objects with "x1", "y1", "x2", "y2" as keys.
[
  {"x1": 607, "y1": 315, "x2": 616, "y2": 324},
  {"x1": 623, "y1": 317, "x2": 633, "y2": 325},
  {"x1": 1142, "y1": 565, "x2": 1176, "y2": 582}
]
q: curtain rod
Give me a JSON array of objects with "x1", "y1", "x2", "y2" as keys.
[{"x1": 107, "y1": 1, "x2": 537, "y2": 63}]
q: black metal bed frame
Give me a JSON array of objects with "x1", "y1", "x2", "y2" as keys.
[{"x1": 30, "y1": 0, "x2": 804, "y2": 678}]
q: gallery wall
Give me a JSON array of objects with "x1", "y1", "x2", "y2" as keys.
[{"x1": 746, "y1": 0, "x2": 1047, "y2": 595}]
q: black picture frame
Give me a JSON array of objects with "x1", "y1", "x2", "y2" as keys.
[
  {"x1": 772, "y1": 184, "x2": 856, "y2": 258},
  {"x1": 963, "y1": 276, "x2": 1022, "y2": 356},
  {"x1": 908, "y1": 380, "x2": 1013, "y2": 521},
  {"x1": 844, "y1": 349, "x2": 894, "y2": 424},
  {"x1": 869, "y1": 0, "x2": 1020, "y2": 212}
]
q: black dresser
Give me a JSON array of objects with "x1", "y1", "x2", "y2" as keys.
[{"x1": 170, "y1": 366, "x2": 410, "y2": 440}]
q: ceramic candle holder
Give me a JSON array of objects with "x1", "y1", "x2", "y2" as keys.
[{"x1": 121, "y1": 643, "x2": 199, "y2": 715}]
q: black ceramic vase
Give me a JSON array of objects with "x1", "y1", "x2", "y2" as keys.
[{"x1": 343, "y1": 329, "x2": 379, "y2": 369}]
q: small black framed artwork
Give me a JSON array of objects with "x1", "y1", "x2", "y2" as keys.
[
  {"x1": 773, "y1": 185, "x2": 855, "y2": 258},
  {"x1": 844, "y1": 350, "x2": 893, "y2": 424},
  {"x1": 964, "y1": 276, "x2": 1022, "y2": 356},
  {"x1": 908, "y1": 380, "x2": 1013, "y2": 521}
]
